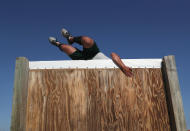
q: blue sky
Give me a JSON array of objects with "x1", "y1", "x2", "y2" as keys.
[{"x1": 0, "y1": 0, "x2": 190, "y2": 130}]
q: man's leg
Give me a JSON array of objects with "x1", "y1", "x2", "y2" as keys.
[
  {"x1": 57, "y1": 43, "x2": 85, "y2": 60},
  {"x1": 58, "y1": 44, "x2": 77, "y2": 55},
  {"x1": 71, "y1": 36, "x2": 101, "y2": 60},
  {"x1": 49, "y1": 37, "x2": 86, "y2": 60},
  {"x1": 61, "y1": 28, "x2": 100, "y2": 60},
  {"x1": 61, "y1": 28, "x2": 95, "y2": 48},
  {"x1": 69, "y1": 36, "x2": 94, "y2": 48},
  {"x1": 49, "y1": 37, "x2": 76, "y2": 55}
]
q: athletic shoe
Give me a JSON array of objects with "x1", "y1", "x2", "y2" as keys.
[
  {"x1": 48, "y1": 37, "x2": 60, "y2": 47},
  {"x1": 61, "y1": 28, "x2": 74, "y2": 44}
]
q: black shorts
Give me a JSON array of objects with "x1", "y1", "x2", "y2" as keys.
[{"x1": 69, "y1": 42, "x2": 100, "y2": 60}]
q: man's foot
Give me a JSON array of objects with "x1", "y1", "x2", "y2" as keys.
[
  {"x1": 61, "y1": 28, "x2": 74, "y2": 45},
  {"x1": 49, "y1": 37, "x2": 61, "y2": 47}
]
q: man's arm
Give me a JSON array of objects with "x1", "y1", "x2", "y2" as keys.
[{"x1": 110, "y1": 52, "x2": 132, "y2": 77}]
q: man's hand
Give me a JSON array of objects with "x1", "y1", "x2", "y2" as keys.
[
  {"x1": 111, "y1": 52, "x2": 133, "y2": 77},
  {"x1": 120, "y1": 66, "x2": 133, "y2": 77}
]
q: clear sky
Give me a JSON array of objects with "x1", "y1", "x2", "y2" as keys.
[{"x1": 0, "y1": 0, "x2": 190, "y2": 130}]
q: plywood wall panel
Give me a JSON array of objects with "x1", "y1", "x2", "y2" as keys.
[{"x1": 26, "y1": 69, "x2": 170, "y2": 131}]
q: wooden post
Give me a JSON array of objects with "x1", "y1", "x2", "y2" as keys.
[
  {"x1": 162, "y1": 55, "x2": 187, "y2": 131},
  {"x1": 11, "y1": 57, "x2": 29, "y2": 131}
]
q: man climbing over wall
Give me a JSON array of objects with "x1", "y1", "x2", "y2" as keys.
[{"x1": 49, "y1": 28, "x2": 132, "y2": 77}]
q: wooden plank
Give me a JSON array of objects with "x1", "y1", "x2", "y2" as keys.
[
  {"x1": 26, "y1": 68, "x2": 170, "y2": 131},
  {"x1": 162, "y1": 55, "x2": 187, "y2": 131},
  {"x1": 11, "y1": 57, "x2": 29, "y2": 131}
]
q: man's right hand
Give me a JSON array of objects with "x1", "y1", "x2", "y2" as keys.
[{"x1": 111, "y1": 52, "x2": 133, "y2": 77}]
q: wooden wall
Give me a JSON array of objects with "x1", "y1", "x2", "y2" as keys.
[{"x1": 25, "y1": 68, "x2": 170, "y2": 131}]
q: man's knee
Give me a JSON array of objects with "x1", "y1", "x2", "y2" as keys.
[{"x1": 81, "y1": 36, "x2": 94, "y2": 45}]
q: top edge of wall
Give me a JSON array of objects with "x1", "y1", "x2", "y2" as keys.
[{"x1": 29, "y1": 59, "x2": 162, "y2": 69}]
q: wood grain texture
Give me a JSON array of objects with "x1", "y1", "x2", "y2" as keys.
[
  {"x1": 11, "y1": 57, "x2": 29, "y2": 131},
  {"x1": 162, "y1": 55, "x2": 187, "y2": 131},
  {"x1": 26, "y1": 68, "x2": 170, "y2": 131}
]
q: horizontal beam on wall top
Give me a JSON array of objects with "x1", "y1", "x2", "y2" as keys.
[{"x1": 29, "y1": 59, "x2": 162, "y2": 69}]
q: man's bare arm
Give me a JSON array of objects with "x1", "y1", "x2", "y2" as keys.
[{"x1": 110, "y1": 52, "x2": 132, "y2": 77}]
